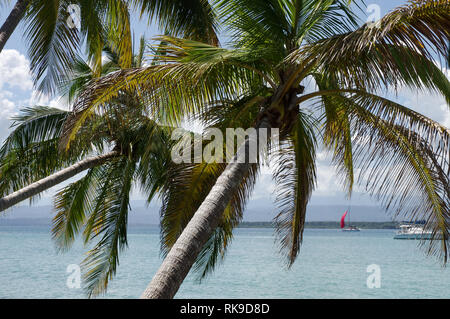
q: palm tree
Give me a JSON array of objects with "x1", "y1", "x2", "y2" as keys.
[
  {"x1": 70, "y1": 0, "x2": 450, "y2": 298},
  {"x1": 0, "y1": 0, "x2": 131, "y2": 94},
  {"x1": 0, "y1": 0, "x2": 221, "y2": 210},
  {"x1": 0, "y1": 0, "x2": 218, "y2": 95},
  {"x1": 0, "y1": 0, "x2": 30, "y2": 52},
  {"x1": 0, "y1": 150, "x2": 118, "y2": 212},
  {"x1": 0, "y1": 0, "x2": 219, "y2": 296},
  {"x1": 0, "y1": 37, "x2": 131, "y2": 213},
  {"x1": 0, "y1": 105, "x2": 174, "y2": 297},
  {"x1": 0, "y1": 40, "x2": 182, "y2": 296}
]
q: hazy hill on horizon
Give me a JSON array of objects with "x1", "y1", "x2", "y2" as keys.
[{"x1": 0, "y1": 200, "x2": 395, "y2": 226}]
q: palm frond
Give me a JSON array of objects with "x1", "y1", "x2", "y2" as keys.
[
  {"x1": 216, "y1": 0, "x2": 291, "y2": 63},
  {"x1": 103, "y1": 0, "x2": 133, "y2": 69},
  {"x1": 1, "y1": 106, "x2": 68, "y2": 156},
  {"x1": 62, "y1": 37, "x2": 266, "y2": 149},
  {"x1": 52, "y1": 166, "x2": 101, "y2": 250},
  {"x1": 290, "y1": 1, "x2": 450, "y2": 95},
  {"x1": 313, "y1": 74, "x2": 355, "y2": 194},
  {"x1": 25, "y1": 0, "x2": 80, "y2": 95},
  {"x1": 292, "y1": 0, "x2": 360, "y2": 44},
  {"x1": 132, "y1": 0, "x2": 219, "y2": 45},
  {"x1": 323, "y1": 92, "x2": 450, "y2": 262},
  {"x1": 24, "y1": 0, "x2": 134, "y2": 95},
  {"x1": 135, "y1": 121, "x2": 174, "y2": 204},
  {"x1": 273, "y1": 111, "x2": 317, "y2": 265},
  {"x1": 355, "y1": 115, "x2": 449, "y2": 262},
  {"x1": 81, "y1": 157, "x2": 135, "y2": 297},
  {"x1": 0, "y1": 106, "x2": 70, "y2": 196}
]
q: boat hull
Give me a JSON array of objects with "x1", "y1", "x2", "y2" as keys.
[
  {"x1": 342, "y1": 228, "x2": 360, "y2": 232},
  {"x1": 394, "y1": 233, "x2": 433, "y2": 240}
]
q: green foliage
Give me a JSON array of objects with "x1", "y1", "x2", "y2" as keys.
[
  {"x1": 23, "y1": 0, "x2": 134, "y2": 95},
  {"x1": 2, "y1": 0, "x2": 450, "y2": 297},
  {"x1": 273, "y1": 111, "x2": 318, "y2": 265},
  {"x1": 71, "y1": 0, "x2": 449, "y2": 272},
  {"x1": 132, "y1": 0, "x2": 219, "y2": 45},
  {"x1": 0, "y1": 107, "x2": 71, "y2": 197},
  {"x1": 0, "y1": 41, "x2": 176, "y2": 297},
  {"x1": 12, "y1": 0, "x2": 219, "y2": 95}
]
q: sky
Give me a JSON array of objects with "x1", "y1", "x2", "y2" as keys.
[{"x1": 0, "y1": 1, "x2": 449, "y2": 220}]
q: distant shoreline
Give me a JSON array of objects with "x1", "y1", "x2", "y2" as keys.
[
  {"x1": 238, "y1": 221, "x2": 398, "y2": 229},
  {"x1": 0, "y1": 219, "x2": 398, "y2": 229}
]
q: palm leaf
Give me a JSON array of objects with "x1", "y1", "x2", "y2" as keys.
[
  {"x1": 290, "y1": 1, "x2": 450, "y2": 96},
  {"x1": 323, "y1": 92, "x2": 450, "y2": 262},
  {"x1": 81, "y1": 157, "x2": 135, "y2": 297},
  {"x1": 132, "y1": 0, "x2": 219, "y2": 45},
  {"x1": 273, "y1": 110, "x2": 317, "y2": 265},
  {"x1": 52, "y1": 166, "x2": 101, "y2": 250},
  {"x1": 24, "y1": 0, "x2": 80, "y2": 95},
  {"x1": 62, "y1": 37, "x2": 266, "y2": 149}
]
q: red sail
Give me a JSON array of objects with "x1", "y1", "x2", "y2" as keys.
[{"x1": 340, "y1": 211, "x2": 348, "y2": 229}]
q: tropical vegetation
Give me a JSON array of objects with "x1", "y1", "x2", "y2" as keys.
[
  {"x1": 0, "y1": 0, "x2": 449, "y2": 299},
  {"x1": 0, "y1": 40, "x2": 180, "y2": 297},
  {"x1": 0, "y1": 0, "x2": 217, "y2": 94}
]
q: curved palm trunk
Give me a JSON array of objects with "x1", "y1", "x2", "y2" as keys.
[
  {"x1": 0, "y1": 0, "x2": 30, "y2": 53},
  {"x1": 141, "y1": 118, "x2": 270, "y2": 299},
  {"x1": 0, "y1": 152, "x2": 118, "y2": 212}
]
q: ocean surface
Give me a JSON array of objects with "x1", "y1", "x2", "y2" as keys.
[{"x1": 0, "y1": 225, "x2": 449, "y2": 299}]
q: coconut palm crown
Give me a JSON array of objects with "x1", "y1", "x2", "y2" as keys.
[
  {"x1": 65, "y1": 0, "x2": 450, "y2": 298},
  {"x1": 2, "y1": 0, "x2": 449, "y2": 299},
  {"x1": 0, "y1": 40, "x2": 180, "y2": 297},
  {"x1": 0, "y1": 0, "x2": 218, "y2": 95},
  {"x1": 0, "y1": 0, "x2": 220, "y2": 298}
]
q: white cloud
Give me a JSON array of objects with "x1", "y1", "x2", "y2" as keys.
[
  {"x1": 315, "y1": 162, "x2": 341, "y2": 196},
  {"x1": 0, "y1": 50, "x2": 34, "y2": 142},
  {"x1": 249, "y1": 173, "x2": 275, "y2": 201},
  {"x1": 0, "y1": 49, "x2": 33, "y2": 91},
  {"x1": 439, "y1": 104, "x2": 450, "y2": 128},
  {"x1": 28, "y1": 91, "x2": 69, "y2": 110},
  {"x1": 399, "y1": 89, "x2": 449, "y2": 128},
  {"x1": 441, "y1": 105, "x2": 450, "y2": 128},
  {"x1": 0, "y1": 98, "x2": 15, "y2": 117},
  {"x1": 0, "y1": 97, "x2": 17, "y2": 142},
  {"x1": 385, "y1": 63, "x2": 450, "y2": 128}
]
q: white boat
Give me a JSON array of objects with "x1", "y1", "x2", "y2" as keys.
[
  {"x1": 342, "y1": 225, "x2": 360, "y2": 232},
  {"x1": 340, "y1": 211, "x2": 360, "y2": 232},
  {"x1": 394, "y1": 224, "x2": 433, "y2": 240}
]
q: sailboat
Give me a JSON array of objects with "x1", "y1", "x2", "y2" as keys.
[{"x1": 340, "y1": 210, "x2": 360, "y2": 232}]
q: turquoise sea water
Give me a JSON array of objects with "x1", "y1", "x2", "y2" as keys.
[{"x1": 0, "y1": 226, "x2": 449, "y2": 299}]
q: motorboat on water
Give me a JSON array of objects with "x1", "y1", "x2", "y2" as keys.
[{"x1": 394, "y1": 224, "x2": 433, "y2": 239}]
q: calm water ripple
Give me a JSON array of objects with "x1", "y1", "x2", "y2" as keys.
[{"x1": 0, "y1": 226, "x2": 448, "y2": 298}]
